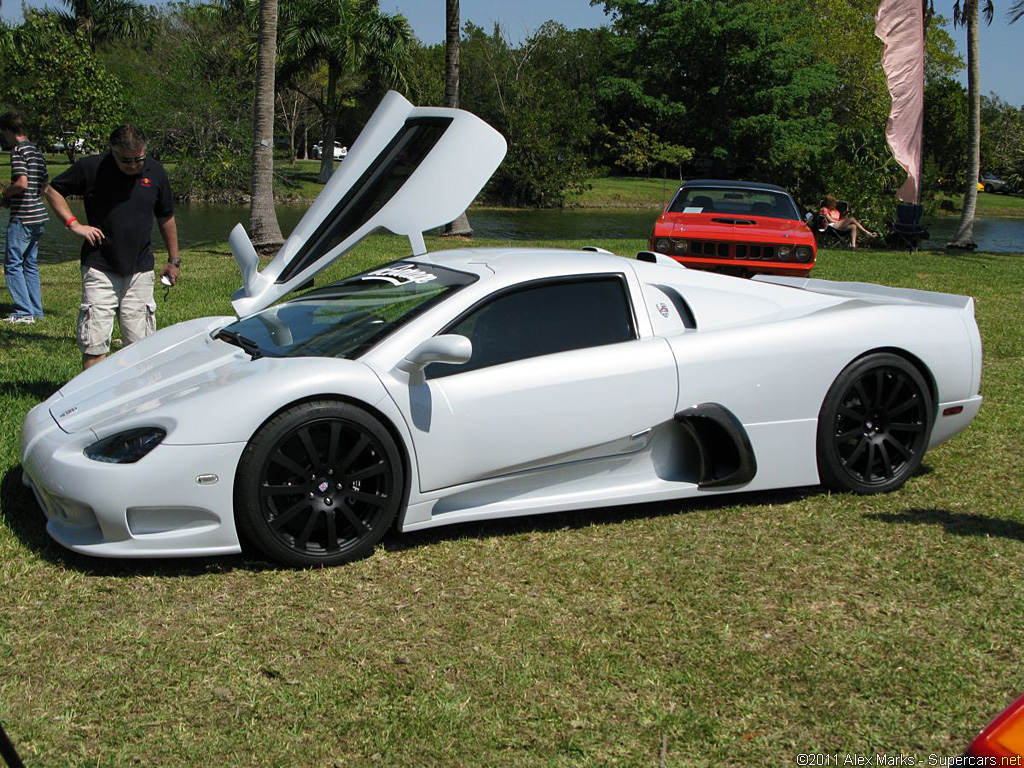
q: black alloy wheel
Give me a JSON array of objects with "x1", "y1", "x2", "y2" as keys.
[
  {"x1": 816, "y1": 353, "x2": 933, "y2": 494},
  {"x1": 236, "y1": 401, "x2": 404, "y2": 566}
]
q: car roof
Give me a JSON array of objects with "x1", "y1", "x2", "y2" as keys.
[
  {"x1": 403, "y1": 247, "x2": 841, "y2": 327},
  {"x1": 679, "y1": 179, "x2": 792, "y2": 195}
]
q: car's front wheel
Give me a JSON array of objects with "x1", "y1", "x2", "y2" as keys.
[
  {"x1": 816, "y1": 353, "x2": 933, "y2": 494},
  {"x1": 235, "y1": 401, "x2": 404, "y2": 567}
]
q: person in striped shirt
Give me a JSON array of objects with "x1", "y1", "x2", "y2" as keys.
[{"x1": 0, "y1": 111, "x2": 49, "y2": 324}]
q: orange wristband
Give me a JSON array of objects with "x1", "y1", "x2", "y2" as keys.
[{"x1": 65, "y1": 216, "x2": 78, "y2": 228}]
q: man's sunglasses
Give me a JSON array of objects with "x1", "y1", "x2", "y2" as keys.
[{"x1": 114, "y1": 153, "x2": 146, "y2": 164}]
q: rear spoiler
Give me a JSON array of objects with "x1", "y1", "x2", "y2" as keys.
[{"x1": 753, "y1": 275, "x2": 974, "y2": 312}]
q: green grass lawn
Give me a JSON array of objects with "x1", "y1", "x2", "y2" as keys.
[
  {"x1": 934, "y1": 190, "x2": 1024, "y2": 218},
  {"x1": 568, "y1": 176, "x2": 679, "y2": 209},
  {"x1": 2, "y1": 236, "x2": 1023, "y2": 766}
]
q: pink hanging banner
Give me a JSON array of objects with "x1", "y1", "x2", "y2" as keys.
[{"x1": 875, "y1": 0, "x2": 926, "y2": 203}]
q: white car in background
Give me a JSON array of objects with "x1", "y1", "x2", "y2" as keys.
[
  {"x1": 311, "y1": 141, "x2": 347, "y2": 160},
  {"x1": 20, "y1": 92, "x2": 983, "y2": 567}
]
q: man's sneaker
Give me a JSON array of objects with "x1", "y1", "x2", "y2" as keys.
[{"x1": 2, "y1": 314, "x2": 35, "y2": 324}]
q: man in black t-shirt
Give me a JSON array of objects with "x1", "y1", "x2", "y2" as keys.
[{"x1": 45, "y1": 124, "x2": 181, "y2": 369}]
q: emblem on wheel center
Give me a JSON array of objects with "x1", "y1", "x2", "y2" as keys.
[{"x1": 317, "y1": 481, "x2": 329, "y2": 493}]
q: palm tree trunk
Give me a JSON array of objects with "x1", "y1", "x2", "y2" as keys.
[
  {"x1": 318, "y1": 70, "x2": 338, "y2": 184},
  {"x1": 950, "y1": 0, "x2": 980, "y2": 249},
  {"x1": 443, "y1": 0, "x2": 473, "y2": 237},
  {"x1": 249, "y1": 0, "x2": 285, "y2": 254}
]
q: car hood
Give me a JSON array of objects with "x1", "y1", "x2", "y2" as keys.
[
  {"x1": 49, "y1": 316, "x2": 248, "y2": 436},
  {"x1": 655, "y1": 213, "x2": 813, "y2": 240},
  {"x1": 229, "y1": 91, "x2": 507, "y2": 317}
]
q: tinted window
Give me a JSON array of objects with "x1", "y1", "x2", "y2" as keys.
[
  {"x1": 428, "y1": 277, "x2": 635, "y2": 378},
  {"x1": 668, "y1": 186, "x2": 800, "y2": 220}
]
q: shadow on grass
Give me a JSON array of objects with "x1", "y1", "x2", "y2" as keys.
[
  {"x1": 865, "y1": 507, "x2": 1024, "y2": 542},
  {"x1": 2, "y1": 460, "x2": 819, "y2": 575},
  {"x1": 0, "y1": 379, "x2": 65, "y2": 401},
  {"x1": 384, "y1": 486, "x2": 818, "y2": 554},
  {"x1": 1, "y1": 464, "x2": 249, "y2": 577}
]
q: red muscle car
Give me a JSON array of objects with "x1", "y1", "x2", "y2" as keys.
[{"x1": 648, "y1": 179, "x2": 817, "y2": 277}]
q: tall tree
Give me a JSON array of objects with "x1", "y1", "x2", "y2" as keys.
[
  {"x1": 947, "y1": 0, "x2": 992, "y2": 249},
  {"x1": 249, "y1": 0, "x2": 285, "y2": 252},
  {"x1": 443, "y1": 0, "x2": 472, "y2": 236},
  {"x1": 279, "y1": 0, "x2": 412, "y2": 183}
]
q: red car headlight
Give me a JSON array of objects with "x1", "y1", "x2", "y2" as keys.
[
  {"x1": 778, "y1": 246, "x2": 792, "y2": 260},
  {"x1": 795, "y1": 246, "x2": 813, "y2": 263},
  {"x1": 673, "y1": 240, "x2": 689, "y2": 254},
  {"x1": 654, "y1": 238, "x2": 671, "y2": 253}
]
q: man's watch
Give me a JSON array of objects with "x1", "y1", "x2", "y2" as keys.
[{"x1": 167, "y1": 258, "x2": 182, "y2": 268}]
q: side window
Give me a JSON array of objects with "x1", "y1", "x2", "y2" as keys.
[{"x1": 427, "y1": 276, "x2": 636, "y2": 378}]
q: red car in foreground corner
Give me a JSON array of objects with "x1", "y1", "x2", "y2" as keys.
[
  {"x1": 968, "y1": 692, "x2": 1024, "y2": 760},
  {"x1": 649, "y1": 179, "x2": 817, "y2": 277}
]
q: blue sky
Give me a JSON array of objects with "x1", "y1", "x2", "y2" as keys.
[{"x1": 4, "y1": 0, "x2": 1021, "y2": 108}]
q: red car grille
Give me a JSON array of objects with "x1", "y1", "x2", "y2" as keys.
[{"x1": 689, "y1": 240, "x2": 777, "y2": 260}]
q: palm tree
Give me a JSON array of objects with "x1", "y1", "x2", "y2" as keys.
[
  {"x1": 279, "y1": 0, "x2": 413, "y2": 183},
  {"x1": 947, "y1": 1, "x2": 1022, "y2": 249},
  {"x1": 57, "y1": 0, "x2": 151, "y2": 50},
  {"x1": 443, "y1": 0, "x2": 472, "y2": 237},
  {"x1": 948, "y1": 0, "x2": 992, "y2": 249},
  {"x1": 249, "y1": 0, "x2": 285, "y2": 253}
]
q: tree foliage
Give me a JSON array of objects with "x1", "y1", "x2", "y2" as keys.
[
  {"x1": 99, "y1": 3, "x2": 254, "y2": 199},
  {"x1": 56, "y1": 0, "x2": 153, "y2": 50},
  {"x1": 0, "y1": 12, "x2": 124, "y2": 161},
  {"x1": 596, "y1": 0, "x2": 838, "y2": 193},
  {"x1": 278, "y1": 0, "x2": 413, "y2": 182},
  {"x1": 461, "y1": 22, "x2": 599, "y2": 207},
  {"x1": 0, "y1": 0, "x2": 1000, "y2": 213}
]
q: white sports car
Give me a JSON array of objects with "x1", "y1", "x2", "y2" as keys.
[{"x1": 20, "y1": 93, "x2": 983, "y2": 567}]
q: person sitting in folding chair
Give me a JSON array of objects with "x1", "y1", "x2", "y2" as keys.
[{"x1": 819, "y1": 194, "x2": 878, "y2": 248}]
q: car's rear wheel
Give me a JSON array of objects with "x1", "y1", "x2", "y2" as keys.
[
  {"x1": 816, "y1": 353, "x2": 932, "y2": 495},
  {"x1": 235, "y1": 401, "x2": 404, "y2": 567},
  {"x1": 985, "y1": 184, "x2": 994, "y2": 194}
]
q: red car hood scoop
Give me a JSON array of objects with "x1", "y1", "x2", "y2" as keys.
[{"x1": 711, "y1": 217, "x2": 757, "y2": 225}]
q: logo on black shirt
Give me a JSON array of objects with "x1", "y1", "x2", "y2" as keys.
[{"x1": 140, "y1": 177, "x2": 152, "y2": 187}]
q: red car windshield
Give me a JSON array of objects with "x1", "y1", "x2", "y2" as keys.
[{"x1": 668, "y1": 187, "x2": 801, "y2": 221}]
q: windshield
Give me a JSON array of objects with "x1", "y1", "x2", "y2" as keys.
[
  {"x1": 668, "y1": 186, "x2": 800, "y2": 220},
  {"x1": 218, "y1": 261, "x2": 475, "y2": 359}
]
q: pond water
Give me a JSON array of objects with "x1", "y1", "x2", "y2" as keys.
[{"x1": 13, "y1": 202, "x2": 1023, "y2": 264}]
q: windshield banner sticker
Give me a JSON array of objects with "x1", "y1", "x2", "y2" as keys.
[{"x1": 362, "y1": 264, "x2": 438, "y2": 285}]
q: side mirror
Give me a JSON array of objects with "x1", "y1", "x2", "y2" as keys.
[{"x1": 398, "y1": 334, "x2": 472, "y2": 373}]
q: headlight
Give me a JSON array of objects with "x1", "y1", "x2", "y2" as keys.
[
  {"x1": 778, "y1": 246, "x2": 792, "y2": 260},
  {"x1": 85, "y1": 428, "x2": 166, "y2": 464},
  {"x1": 654, "y1": 238, "x2": 671, "y2": 253},
  {"x1": 673, "y1": 240, "x2": 689, "y2": 253},
  {"x1": 795, "y1": 246, "x2": 813, "y2": 263}
]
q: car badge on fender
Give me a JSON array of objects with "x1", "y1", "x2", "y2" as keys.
[{"x1": 58, "y1": 406, "x2": 78, "y2": 418}]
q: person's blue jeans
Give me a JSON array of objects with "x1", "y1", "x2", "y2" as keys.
[{"x1": 4, "y1": 219, "x2": 45, "y2": 318}]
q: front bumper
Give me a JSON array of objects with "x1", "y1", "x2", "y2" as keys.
[{"x1": 21, "y1": 402, "x2": 246, "y2": 559}]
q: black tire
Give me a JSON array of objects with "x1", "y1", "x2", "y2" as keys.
[
  {"x1": 235, "y1": 401, "x2": 404, "y2": 567},
  {"x1": 984, "y1": 184, "x2": 994, "y2": 194},
  {"x1": 816, "y1": 353, "x2": 933, "y2": 495}
]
